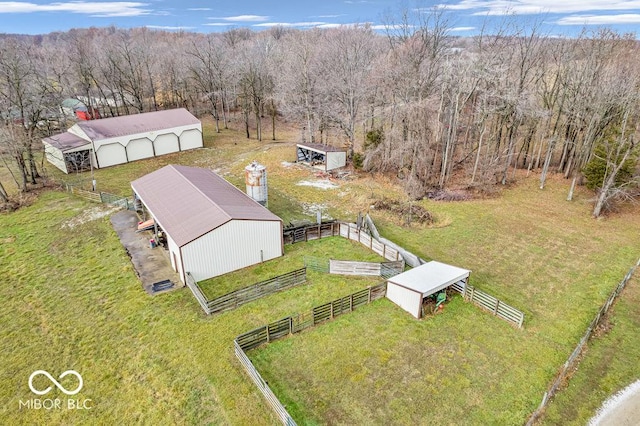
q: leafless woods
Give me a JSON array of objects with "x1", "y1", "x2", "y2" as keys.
[{"x1": 0, "y1": 15, "x2": 638, "y2": 216}]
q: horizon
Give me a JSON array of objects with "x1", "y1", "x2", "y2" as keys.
[{"x1": 0, "y1": 1, "x2": 638, "y2": 38}]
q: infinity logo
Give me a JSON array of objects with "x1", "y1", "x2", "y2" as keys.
[{"x1": 28, "y1": 370, "x2": 83, "y2": 396}]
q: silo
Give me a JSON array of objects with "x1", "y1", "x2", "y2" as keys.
[{"x1": 245, "y1": 161, "x2": 268, "y2": 207}]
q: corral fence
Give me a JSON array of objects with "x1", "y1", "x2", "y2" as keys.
[
  {"x1": 451, "y1": 282, "x2": 525, "y2": 328},
  {"x1": 303, "y1": 256, "x2": 404, "y2": 279},
  {"x1": 186, "y1": 268, "x2": 307, "y2": 315},
  {"x1": 283, "y1": 221, "x2": 403, "y2": 262},
  {"x1": 234, "y1": 283, "x2": 387, "y2": 425},
  {"x1": 283, "y1": 221, "x2": 339, "y2": 244},
  {"x1": 62, "y1": 181, "x2": 135, "y2": 210},
  {"x1": 526, "y1": 258, "x2": 640, "y2": 426}
]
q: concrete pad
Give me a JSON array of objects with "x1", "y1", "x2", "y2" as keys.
[{"x1": 110, "y1": 210, "x2": 182, "y2": 295}]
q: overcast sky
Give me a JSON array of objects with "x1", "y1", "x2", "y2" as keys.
[{"x1": 1, "y1": 0, "x2": 639, "y2": 36}]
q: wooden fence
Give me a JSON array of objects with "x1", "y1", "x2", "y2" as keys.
[
  {"x1": 526, "y1": 259, "x2": 640, "y2": 425},
  {"x1": 234, "y1": 340, "x2": 297, "y2": 426},
  {"x1": 338, "y1": 222, "x2": 402, "y2": 261},
  {"x1": 186, "y1": 268, "x2": 307, "y2": 315},
  {"x1": 451, "y1": 282, "x2": 525, "y2": 328},
  {"x1": 283, "y1": 221, "x2": 402, "y2": 262},
  {"x1": 329, "y1": 260, "x2": 405, "y2": 278},
  {"x1": 283, "y1": 222, "x2": 339, "y2": 244},
  {"x1": 236, "y1": 283, "x2": 387, "y2": 351},
  {"x1": 64, "y1": 182, "x2": 135, "y2": 210},
  {"x1": 234, "y1": 283, "x2": 387, "y2": 425}
]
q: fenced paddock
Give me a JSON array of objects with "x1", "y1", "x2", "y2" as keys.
[
  {"x1": 526, "y1": 259, "x2": 640, "y2": 425},
  {"x1": 234, "y1": 283, "x2": 387, "y2": 425},
  {"x1": 186, "y1": 268, "x2": 307, "y2": 315}
]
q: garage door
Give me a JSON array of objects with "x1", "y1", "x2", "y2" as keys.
[
  {"x1": 96, "y1": 143, "x2": 127, "y2": 168},
  {"x1": 153, "y1": 133, "x2": 179, "y2": 156},
  {"x1": 179, "y1": 128, "x2": 203, "y2": 151},
  {"x1": 127, "y1": 137, "x2": 154, "y2": 161}
]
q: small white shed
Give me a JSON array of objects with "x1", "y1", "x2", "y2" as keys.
[
  {"x1": 131, "y1": 165, "x2": 284, "y2": 283},
  {"x1": 386, "y1": 261, "x2": 470, "y2": 319},
  {"x1": 296, "y1": 143, "x2": 347, "y2": 171},
  {"x1": 43, "y1": 108, "x2": 202, "y2": 173}
]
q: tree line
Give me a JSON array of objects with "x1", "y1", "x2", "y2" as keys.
[{"x1": 0, "y1": 10, "x2": 638, "y2": 216}]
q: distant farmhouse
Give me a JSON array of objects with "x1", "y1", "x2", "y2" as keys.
[
  {"x1": 132, "y1": 165, "x2": 284, "y2": 283},
  {"x1": 43, "y1": 108, "x2": 202, "y2": 174}
]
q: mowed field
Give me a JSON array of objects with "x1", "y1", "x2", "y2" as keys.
[{"x1": 1, "y1": 117, "x2": 639, "y2": 425}]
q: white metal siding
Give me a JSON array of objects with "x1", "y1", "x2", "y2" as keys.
[
  {"x1": 43, "y1": 142, "x2": 68, "y2": 173},
  {"x1": 96, "y1": 143, "x2": 127, "y2": 168},
  {"x1": 386, "y1": 283, "x2": 422, "y2": 319},
  {"x1": 181, "y1": 220, "x2": 282, "y2": 282},
  {"x1": 179, "y1": 128, "x2": 203, "y2": 150},
  {"x1": 153, "y1": 133, "x2": 180, "y2": 156},
  {"x1": 127, "y1": 137, "x2": 154, "y2": 161},
  {"x1": 327, "y1": 151, "x2": 347, "y2": 171},
  {"x1": 167, "y1": 234, "x2": 184, "y2": 283}
]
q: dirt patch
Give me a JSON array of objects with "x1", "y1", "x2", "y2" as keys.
[
  {"x1": 297, "y1": 180, "x2": 339, "y2": 190},
  {"x1": 372, "y1": 199, "x2": 433, "y2": 225},
  {"x1": 61, "y1": 205, "x2": 122, "y2": 229}
]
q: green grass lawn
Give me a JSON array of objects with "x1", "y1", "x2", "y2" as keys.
[{"x1": 1, "y1": 119, "x2": 639, "y2": 425}]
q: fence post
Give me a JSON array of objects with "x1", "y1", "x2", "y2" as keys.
[
  {"x1": 350, "y1": 294, "x2": 353, "y2": 311},
  {"x1": 289, "y1": 317, "x2": 293, "y2": 335},
  {"x1": 382, "y1": 244, "x2": 386, "y2": 259},
  {"x1": 494, "y1": 299, "x2": 500, "y2": 315},
  {"x1": 330, "y1": 302, "x2": 334, "y2": 319},
  {"x1": 265, "y1": 325, "x2": 270, "y2": 343},
  {"x1": 368, "y1": 286, "x2": 372, "y2": 303}
]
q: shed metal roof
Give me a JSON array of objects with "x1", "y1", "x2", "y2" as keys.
[
  {"x1": 74, "y1": 108, "x2": 200, "y2": 141},
  {"x1": 387, "y1": 261, "x2": 470, "y2": 296},
  {"x1": 43, "y1": 132, "x2": 91, "y2": 152},
  {"x1": 131, "y1": 165, "x2": 282, "y2": 247},
  {"x1": 297, "y1": 143, "x2": 346, "y2": 153}
]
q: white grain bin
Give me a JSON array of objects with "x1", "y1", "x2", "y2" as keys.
[{"x1": 245, "y1": 161, "x2": 268, "y2": 206}]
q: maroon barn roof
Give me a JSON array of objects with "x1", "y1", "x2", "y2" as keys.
[
  {"x1": 75, "y1": 108, "x2": 200, "y2": 141},
  {"x1": 43, "y1": 132, "x2": 91, "y2": 152},
  {"x1": 131, "y1": 165, "x2": 281, "y2": 247}
]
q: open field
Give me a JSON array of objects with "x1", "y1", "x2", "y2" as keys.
[{"x1": 1, "y1": 118, "x2": 639, "y2": 424}]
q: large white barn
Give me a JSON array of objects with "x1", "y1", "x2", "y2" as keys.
[
  {"x1": 131, "y1": 165, "x2": 284, "y2": 283},
  {"x1": 43, "y1": 108, "x2": 202, "y2": 173}
]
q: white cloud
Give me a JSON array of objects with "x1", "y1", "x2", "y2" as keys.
[
  {"x1": 0, "y1": 1, "x2": 151, "y2": 17},
  {"x1": 450, "y1": 26, "x2": 476, "y2": 31},
  {"x1": 438, "y1": 1, "x2": 640, "y2": 16},
  {"x1": 557, "y1": 13, "x2": 640, "y2": 25},
  {"x1": 203, "y1": 23, "x2": 236, "y2": 27},
  {"x1": 146, "y1": 25, "x2": 194, "y2": 30},
  {"x1": 253, "y1": 21, "x2": 327, "y2": 28},
  {"x1": 188, "y1": 8, "x2": 211, "y2": 11},
  {"x1": 208, "y1": 14, "x2": 269, "y2": 22},
  {"x1": 315, "y1": 14, "x2": 345, "y2": 18}
]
